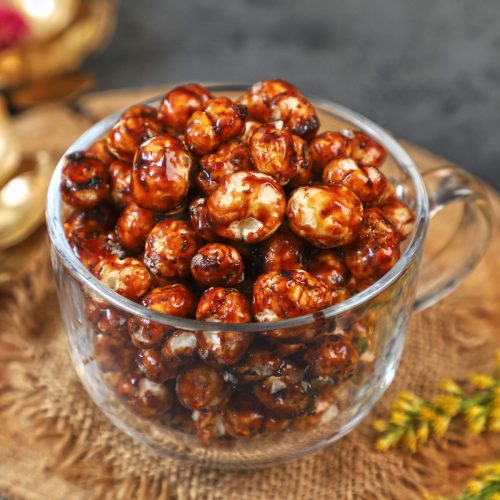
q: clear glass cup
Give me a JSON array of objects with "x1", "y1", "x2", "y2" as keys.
[{"x1": 46, "y1": 84, "x2": 492, "y2": 468}]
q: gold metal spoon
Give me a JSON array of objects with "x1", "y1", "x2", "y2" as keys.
[
  {"x1": 0, "y1": 150, "x2": 53, "y2": 251},
  {"x1": 0, "y1": 97, "x2": 21, "y2": 187}
]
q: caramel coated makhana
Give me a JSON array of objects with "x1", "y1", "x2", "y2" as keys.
[{"x1": 60, "y1": 80, "x2": 415, "y2": 445}]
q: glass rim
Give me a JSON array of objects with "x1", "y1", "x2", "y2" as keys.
[{"x1": 46, "y1": 83, "x2": 429, "y2": 333}]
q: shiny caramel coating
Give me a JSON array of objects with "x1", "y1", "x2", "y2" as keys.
[
  {"x1": 378, "y1": 181, "x2": 397, "y2": 205},
  {"x1": 263, "y1": 416, "x2": 291, "y2": 433},
  {"x1": 188, "y1": 197, "x2": 218, "y2": 242},
  {"x1": 307, "y1": 250, "x2": 351, "y2": 305},
  {"x1": 108, "y1": 160, "x2": 134, "y2": 207},
  {"x1": 197, "y1": 331, "x2": 253, "y2": 367},
  {"x1": 140, "y1": 284, "x2": 196, "y2": 318},
  {"x1": 93, "y1": 333, "x2": 135, "y2": 372},
  {"x1": 223, "y1": 392, "x2": 265, "y2": 438},
  {"x1": 264, "y1": 324, "x2": 319, "y2": 344},
  {"x1": 249, "y1": 123, "x2": 298, "y2": 185},
  {"x1": 136, "y1": 348, "x2": 176, "y2": 383},
  {"x1": 130, "y1": 377, "x2": 174, "y2": 418},
  {"x1": 309, "y1": 131, "x2": 353, "y2": 175},
  {"x1": 269, "y1": 94, "x2": 319, "y2": 141},
  {"x1": 252, "y1": 270, "x2": 332, "y2": 322},
  {"x1": 91, "y1": 256, "x2": 151, "y2": 302},
  {"x1": 252, "y1": 362, "x2": 314, "y2": 417},
  {"x1": 131, "y1": 134, "x2": 193, "y2": 212},
  {"x1": 128, "y1": 284, "x2": 196, "y2": 348},
  {"x1": 115, "y1": 370, "x2": 175, "y2": 418},
  {"x1": 238, "y1": 79, "x2": 301, "y2": 122},
  {"x1": 161, "y1": 399, "x2": 196, "y2": 434},
  {"x1": 143, "y1": 219, "x2": 200, "y2": 280},
  {"x1": 196, "y1": 287, "x2": 253, "y2": 324},
  {"x1": 230, "y1": 343, "x2": 283, "y2": 383},
  {"x1": 379, "y1": 200, "x2": 416, "y2": 240},
  {"x1": 269, "y1": 340, "x2": 305, "y2": 358},
  {"x1": 196, "y1": 288, "x2": 253, "y2": 365},
  {"x1": 241, "y1": 119, "x2": 261, "y2": 143},
  {"x1": 68, "y1": 227, "x2": 125, "y2": 270},
  {"x1": 61, "y1": 151, "x2": 109, "y2": 209},
  {"x1": 185, "y1": 97, "x2": 247, "y2": 155},
  {"x1": 293, "y1": 385, "x2": 339, "y2": 430},
  {"x1": 161, "y1": 330, "x2": 198, "y2": 367},
  {"x1": 121, "y1": 104, "x2": 158, "y2": 120},
  {"x1": 307, "y1": 250, "x2": 349, "y2": 289},
  {"x1": 303, "y1": 335, "x2": 359, "y2": 380},
  {"x1": 176, "y1": 363, "x2": 231, "y2": 410},
  {"x1": 196, "y1": 139, "x2": 252, "y2": 195},
  {"x1": 229, "y1": 241, "x2": 264, "y2": 278},
  {"x1": 107, "y1": 115, "x2": 163, "y2": 162},
  {"x1": 322, "y1": 157, "x2": 388, "y2": 205},
  {"x1": 64, "y1": 204, "x2": 117, "y2": 239},
  {"x1": 356, "y1": 208, "x2": 400, "y2": 245},
  {"x1": 261, "y1": 224, "x2": 305, "y2": 272},
  {"x1": 345, "y1": 208, "x2": 400, "y2": 280},
  {"x1": 115, "y1": 371, "x2": 141, "y2": 399},
  {"x1": 287, "y1": 184, "x2": 364, "y2": 248},
  {"x1": 288, "y1": 135, "x2": 313, "y2": 188},
  {"x1": 207, "y1": 171, "x2": 286, "y2": 243},
  {"x1": 115, "y1": 202, "x2": 156, "y2": 252},
  {"x1": 192, "y1": 410, "x2": 226, "y2": 445},
  {"x1": 88, "y1": 138, "x2": 116, "y2": 166},
  {"x1": 85, "y1": 301, "x2": 129, "y2": 340},
  {"x1": 345, "y1": 275, "x2": 376, "y2": 294},
  {"x1": 350, "y1": 130, "x2": 387, "y2": 168},
  {"x1": 191, "y1": 243, "x2": 245, "y2": 287},
  {"x1": 148, "y1": 272, "x2": 177, "y2": 289},
  {"x1": 159, "y1": 84, "x2": 212, "y2": 130}
]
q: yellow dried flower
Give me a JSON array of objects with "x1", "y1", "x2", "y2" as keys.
[
  {"x1": 432, "y1": 395, "x2": 462, "y2": 416},
  {"x1": 439, "y1": 378, "x2": 462, "y2": 395},
  {"x1": 372, "y1": 419, "x2": 390, "y2": 432},
  {"x1": 431, "y1": 414, "x2": 451, "y2": 437},
  {"x1": 422, "y1": 493, "x2": 445, "y2": 500},
  {"x1": 488, "y1": 418, "x2": 500, "y2": 432},
  {"x1": 467, "y1": 414, "x2": 486, "y2": 434},
  {"x1": 375, "y1": 433, "x2": 400, "y2": 452},
  {"x1": 475, "y1": 462, "x2": 500, "y2": 476},
  {"x1": 398, "y1": 391, "x2": 418, "y2": 403},
  {"x1": 489, "y1": 493, "x2": 500, "y2": 500},
  {"x1": 492, "y1": 391, "x2": 500, "y2": 409},
  {"x1": 402, "y1": 427, "x2": 417, "y2": 453},
  {"x1": 465, "y1": 479, "x2": 484, "y2": 494},
  {"x1": 464, "y1": 405, "x2": 482, "y2": 424},
  {"x1": 389, "y1": 411, "x2": 408, "y2": 427},
  {"x1": 416, "y1": 422, "x2": 430, "y2": 443},
  {"x1": 391, "y1": 399, "x2": 413, "y2": 413},
  {"x1": 419, "y1": 406, "x2": 436, "y2": 422},
  {"x1": 469, "y1": 374, "x2": 495, "y2": 389},
  {"x1": 373, "y1": 353, "x2": 499, "y2": 454}
]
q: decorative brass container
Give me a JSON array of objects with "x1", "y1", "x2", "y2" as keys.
[{"x1": 0, "y1": 0, "x2": 117, "y2": 89}]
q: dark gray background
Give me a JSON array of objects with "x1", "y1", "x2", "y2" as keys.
[{"x1": 84, "y1": 0, "x2": 500, "y2": 189}]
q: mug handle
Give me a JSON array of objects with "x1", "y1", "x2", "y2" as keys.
[{"x1": 413, "y1": 165, "x2": 494, "y2": 311}]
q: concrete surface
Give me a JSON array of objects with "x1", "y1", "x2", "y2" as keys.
[{"x1": 84, "y1": 0, "x2": 500, "y2": 189}]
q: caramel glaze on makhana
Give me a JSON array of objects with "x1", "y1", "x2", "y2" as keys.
[{"x1": 60, "y1": 79, "x2": 415, "y2": 445}]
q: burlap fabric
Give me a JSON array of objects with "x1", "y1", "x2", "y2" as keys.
[{"x1": 0, "y1": 88, "x2": 498, "y2": 500}]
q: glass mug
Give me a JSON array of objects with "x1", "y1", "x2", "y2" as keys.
[{"x1": 46, "y1": 84, "x2": 492, "y2": 468}]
